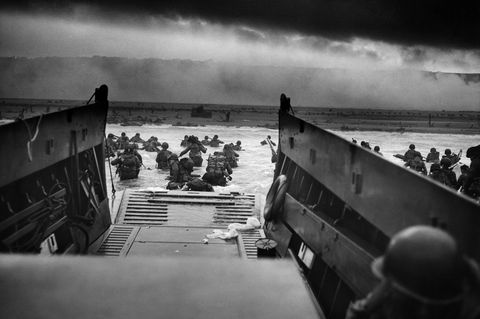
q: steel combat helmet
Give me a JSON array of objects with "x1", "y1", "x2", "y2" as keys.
[{"x1": 371, "y1": 226, "x2": 469, "y2": 304}]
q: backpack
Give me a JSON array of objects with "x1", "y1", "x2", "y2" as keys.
[
  {"x1": 180, "y1": 158, "x2": 194, "y2": 172},
  {"x1": 122, "y1": 155, "x2": 138, "y2": 168},
  {"x1": 207, "y1": 154, "x2": 226, "y2": 170},
  {"x1": 187, "y1": 178, "x2": 213, "y2": 192}
]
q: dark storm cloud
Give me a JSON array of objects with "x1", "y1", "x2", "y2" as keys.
[{"x1": 3, "y1": 0, "x2": 480, "y2": 49}]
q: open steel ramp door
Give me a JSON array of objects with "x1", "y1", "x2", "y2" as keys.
[
  {"x1": 0, "y1": 255, "x2": 324, "y2": 319},
  {"x1": 265, "y1": 110, "x2": 480, "y2": 319},
  {"x1": 0, "y1": 85, "x2": 111, "y2": 255},
  {"x1": 89, "y1": 189, "x2": 266, "y2": 259}
]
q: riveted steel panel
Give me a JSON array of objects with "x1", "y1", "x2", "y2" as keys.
[
  {"x1": 279, "y1": 113, "x2": 480, "y2": 261},
  {"x1": 0, "y1": 101, "x2": 108, "y2": 188},
  {"x1": 281, "y1": 194, "x2": 378, "y2": 295}
]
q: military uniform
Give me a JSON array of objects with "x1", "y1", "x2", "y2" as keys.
[
  {"x1": 223, "y1": 144, "x2": 239, "y2": 168},
  {"x1": 232, "y1": 141, "x2": 242, "y2": 151},
  {"x1": 203, "y1": 153, "x2": 232, "y2": 186},
  {"x1": 201, "y1": 136, "x2": 210, "y2": 146},
  {"x1": 111, "y1": 152, "x2": 141, "y2": 180},
  {"x1": 117, "y1": 134, "x2": 130, "y2": 149},
  {"x1": 179, "y1": 139, "x2": 207, "y2": 167},
  {"x1": 156, "y1": 144, "x2": 172, "y2": 170},
  {"x1": 186, "y1": 178, "x2": 214, "y2": 192},
  {"x1": 426, "y1": 149, "x2": 440, "y2": 163},
  {"x1": 130, "y1": 134, "x2": 145, "y2": 143},
  {"x1": 209, "y1": 136, "x2": 224, "y2": 147},
  {"x1": 167, "y1": 154, "x2": 193, "y2": 189},
  {"x1": 404, "y1": 149, "x2": 422, "y2": 162},
  {"x1": 463, "y1": 145, "x2": 480, "y2": 198},
  {"x1": 405, "y1": 157, "x2": 427, "y2": 175},
  {"x1": 105, "y1": 135, "x2": 117, "y2": 158}
]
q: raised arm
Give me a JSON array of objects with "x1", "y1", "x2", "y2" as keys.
[{"x1": 179, "y1": 146, "x2": 190, "y2": 157}]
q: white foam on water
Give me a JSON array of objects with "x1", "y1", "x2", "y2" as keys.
[{"x1": 105, "y1": 124, "x2": 479, "y2": 200}]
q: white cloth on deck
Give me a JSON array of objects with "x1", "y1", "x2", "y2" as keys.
[{"x1": 206, "y1": 217, "x2": 261, "y2": 240}]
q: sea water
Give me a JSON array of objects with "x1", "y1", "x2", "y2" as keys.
[{"x1": 105, "y1": 124, "x2": 479, "y2": 200}]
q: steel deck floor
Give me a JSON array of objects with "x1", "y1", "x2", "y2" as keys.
[{"x1": 91, "y1": 189, "x2": 264, "y2": 259}]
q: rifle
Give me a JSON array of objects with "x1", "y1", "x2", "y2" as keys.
[
  {"x1": 266, "y1": 138, "x2": 278, "y2": 163},
  {"x1": 448, "y1": 149, "x2": 463, "y2": 170}
]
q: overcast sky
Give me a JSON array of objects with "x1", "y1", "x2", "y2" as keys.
[
  {"x1": 0, "y1": 2, "x2": 479, "y2": 109},
  {"x1": 1, "y1": 1, "x2": 479, "y2": 73}
]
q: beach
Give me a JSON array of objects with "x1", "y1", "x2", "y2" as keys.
[{"x1": 1, "y1": 98, "x2": 479, "y2": 135}]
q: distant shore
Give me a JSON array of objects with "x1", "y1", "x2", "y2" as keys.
[{"x1": 1, "y1": 98, "x2": 479, "y2": 135}]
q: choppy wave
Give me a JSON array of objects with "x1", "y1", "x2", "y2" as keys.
[{"x1": 105, "y1": 124, "x2": 479, "y2": 200}]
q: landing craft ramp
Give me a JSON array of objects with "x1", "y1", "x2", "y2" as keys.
[
  {"x1": 2, "y1": 189, "x2": 325, "y2": 319},
  {"x1": 90, "y1": 189, "x2": 266, "y2": 259}
]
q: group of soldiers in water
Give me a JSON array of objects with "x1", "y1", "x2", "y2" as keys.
[
  {"x1": 353, "y1": 139, "x2": 383, "y2": 156},
  {"x1": 351, "y1": 137, "x2": 480, "y2": 200},
  {"x1": 400, "y1": 144, "x2": 480, "y2": 199},
  {"x1": 105, "y1": 132, "x2": 244, "y2": 191}
]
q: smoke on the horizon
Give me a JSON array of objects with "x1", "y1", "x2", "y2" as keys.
[
  {"x1": 0, "y1": 8, "x2": 479, "y2": 111},
  {"x1": 1, "y1": 56, "x2": 478, "y2": 111}
]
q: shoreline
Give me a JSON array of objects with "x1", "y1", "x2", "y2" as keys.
[{"x1": 1, "y1": 98, "x2": 479, "y2": 135}]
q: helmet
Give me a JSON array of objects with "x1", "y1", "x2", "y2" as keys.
[
  {"x1": 168, "y1": 153, "x2": 178, "y2": 161},
  {"x1": 430, "y1": 163, "x2": 441, "y2": 172},
  {"x1": 121, "y1": 132, "x2": 126, "y2": 136},
  {"x1": 466, "y1": 145, "x2": 480, "y2": 159},
  {"x1": 236, "y1": 140, "x2": 241, "y2": 145},
  {"x1": 371, "y1": 226, "x2": 467, "y2": 303},
  {"x1": 374, "y1": 146, "x2": 380, "y2": 152},
  {"x1": 213, "y1": 135, "x2": 218, "y2": 139},
  {"x1": 205, "y1": 136, "x2": 209, "y2": 139},
  {"x1": 162, "y1": 142, "x2": 169, "y2": 149},
  {"x1": 409, "y1": 144, "x2": 415, "y2": 150},
  {"x1": 430, "y1": 147, "x2": 436, "y2": 152},
  {"x1": 445, "y1": 149, "x2": 452, "y2": 155},
  {"x1": 108, "y1": 133, "x2": 114, "y2": 138},
  {"x1": 440, "y1": 157, "x2": 452, "y2": 168}
]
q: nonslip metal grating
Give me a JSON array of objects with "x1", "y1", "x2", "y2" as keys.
[
  {"x1": 238, "y1": 229, "x2": 265, "y2": 259},
  {"x1": 96, "y1": 226, "x2": 134, "y2": 256}
]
